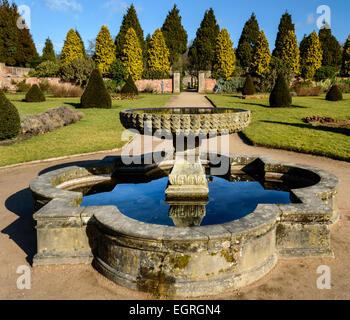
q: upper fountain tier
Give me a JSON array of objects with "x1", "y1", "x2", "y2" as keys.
[{"x1": 120, "y1": 107, "x2": 251, "y2": 136}]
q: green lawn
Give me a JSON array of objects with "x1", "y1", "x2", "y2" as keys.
[
  {"x1": 207, "y1": 93, "x2": 350, "y2": 161},
  {"x1": 0, "y1": 93, "x2": 173, "y2": 167}
]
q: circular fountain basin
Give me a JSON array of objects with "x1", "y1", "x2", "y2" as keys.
[
  {"x1": 120, "y1": 107, "x2": 252, "y2": 136},
  {"x1": 30, "y1": 153, "x2": 339, "y2": 297}
]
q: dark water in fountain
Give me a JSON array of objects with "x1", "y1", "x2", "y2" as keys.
[{"x1": 79, "y1": 176, "x2": 292, "y2": 227}]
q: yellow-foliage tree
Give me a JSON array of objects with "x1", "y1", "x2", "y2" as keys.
[
  {"x1": 300, "y1": 31, "x2": 323, "y2": 79},
  {"x1": 342, "y1": 34, "x2": 350, "y2": 76},
  {"x1": 213, "y1": 28, "x2": 236, "y2": 80},
  {"x1": 281, "y1": 30, "x2": 300, "y2": 74},
  {"x1": 95, "y1": 25, "x2": 116, "y2": 76},
  {"x1": 121, "y1": 28, "x2": 144, "y2": 80},
  {"x1": 250, "y1": 30, "x2": 271, "y2": 76},
  {"x1": 60, "y1": 29, "x2": 84, "y2": 66},
  {"x1": 148, "y1": 29, "x2": 170, "y2": 76}
]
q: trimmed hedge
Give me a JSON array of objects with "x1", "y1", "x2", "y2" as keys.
[
  {"x1": 269, "y1": 73, "x2": 292, "y2": 108},
  {"x1": 80, "y1": 69, "x2": 112, "y2": 109},
  {"x1": 326, "y1": 85, "x2": 343, "y2": 101},
  {"x1": 242, "y1": 74, "x2": 256, "y2": 95},
  {"x1": 0, "y1": 91, "x2": 21, "y2": 140},
  {"x1": 25, "y1": 84, "x2": 46, "y2": 102},
  {"x1": 121, "y1": 75, "x2": 139, "y2": 99}
]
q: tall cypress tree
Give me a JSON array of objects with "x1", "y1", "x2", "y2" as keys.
[
  {"x1": 60, "y1": 29, "x2": 85, "y2": 66},
  {"x1": 188, "y1": 8, "x2": 220, "y2": 71},
  {"x1": 213, "y1": 29, "x2": 236, "y2": 80},
  {"x1": 161, "y1": 4, "x2": 188, "y2": 66},
  {"x1": 280, "y1": 30, "x2": 300, "y2": 75},
  {"x1": 273, "y1": 11, "x2": 295, "y2": 58},
  {"x1": 75, "y1": 29, "x2": 86, "y2": 57},
  {"x1": 42, "y1": 38, "x2": 56, "y2": 62},
  {"x1": 148, "y1": 29, "x2": 170, "y2": 76},
  {"x1": 342, "y1": 34, "x2": 350, "y2": 76},
  {"x1": 318, "y1": 23, "x2": 342, "y2": 67},
  {"x1": 236, "y1": 13, "x2": 260, "y2": 69},
  {"x1": 250, "y1": 30, "x2": 271, "y2": 76},
  {"x1": 0, "y1": 0, "x2": 37, "y2": 67},
  {"x1": 115, "y1": 4, "x2": 145, "y2": 59},
  {"x1": 16, "y1": 26, "x2": 39, "y2": 67},
  {"x1": 95, "y1": 25, "x2": 116, "y2": 76},
  {"x1": 300, "y1": 31, "x2": 323, "y2": 79}
]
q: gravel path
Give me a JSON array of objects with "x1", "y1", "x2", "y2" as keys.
[
  {"x1": 0, "y1": 133, "x2": 349, "y2": 300},
  {"x1": 165, "y1": 92, "x2": 214, "y2": 108}
]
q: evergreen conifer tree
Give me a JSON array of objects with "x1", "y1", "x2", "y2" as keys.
[
  {"x1": 319, "y1": 23, "x2": 342, "y2": 67},
  {"x1": 281, "y1": 30, "x2": 300, "y2": 74},
  {"x1": 95, "y1": 25, "x2": 116, "y2": 76},
  {"x1": 342, "y1": 34, "x2": 350, "y2": 76},
  {"x1": 188, "y1": 8, "x2": 220, "y2": 71},
  {"x1": 300, "y1": 31, "x2": 323, "y2": 79},
  {"x1": 213, "y1": 29, "x2": 236, "y2": 80},
  {"x1": 60, "y1": 29, "x2": 85, "y2": 66},
  {"x1": 121, "y1": 28, "x2": 144, "y2": 80},
  {"x1": 250, "y1": 30, "x2": 271, "y2": 76},
  {"x1": 161, "y1": 4, "x2": 188, "y2": 66},
  {"x1": 236, "y1": 13, "x2": 260, "y2": 69},
  {"x1": 115, "y1": 4, "x2": 145, "y2": 59},
  {"x1": 273, "y1": 11, "x2": 295, "y2": 58},
  {"x1": 42, "y1": 38, "x2": 56, "y2": 62},
  {"x1": 148, "y1": 29, "x2": 170, "y2": 77}
]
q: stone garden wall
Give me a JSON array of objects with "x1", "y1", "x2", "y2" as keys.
[
  {"x1": 205, "y1": 78, "x2": 217, "y2": 92},
  {"x1": 135, "y1": 79, "x2": 173, "y2": 93}
]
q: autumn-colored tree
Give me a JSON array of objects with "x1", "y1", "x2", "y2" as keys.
[
  {"x1": 300, "y1": 31, "x2": 323, "y2": 79},
  {"x1": 115, "y1": 4, "x2": 145, "y2": 60},
  {"x1": 250, "y1": 30, "x2": 271, "y2": 76},
  {"x1": 95, "y1": 25, "x2": 116, "y2": 76},
  {"x1": 213, "y1": 29, "x2": 236, "y2": 80},
  {"x1": 148, "y1": 29, "x2": 170, "y2": 76},
  {"x1": 60, "y1": 29, "x2": 85, "y2": 66},
  {"x1": 161, "y1": 4, "x2": 188, "y2": 66},
  {"x1": 236, "y1": 13, "x2": 260, "y2": 69},
  {"x1": 281, "y1": 30, "x2": 300, "y2": 75},
  {"x1": 42, "y1": 38, "x2": 56, "y2": 62},
  {"x1": 122, "y1": 28, "x2": 143, "y2": 80},
  {"x1": 273, "y1": 11, "x2": 295, "y2": 58},
  {"x1": 342, "y1": 34, "x2": 350, "y2": 76}
]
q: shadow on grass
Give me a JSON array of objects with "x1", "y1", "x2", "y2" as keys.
[
  {"x1": 65, "y1": 102, "x2": 80, "y2": 109},
  {"x1": 2, "y1": 188, "x2": 36, "y2": 265},
  {"x1": 242, "y1": 102, "x2": 308, "y2": 109},
  {"x1": 262, "y1": 120, "x2": 350, "y2": 136}
]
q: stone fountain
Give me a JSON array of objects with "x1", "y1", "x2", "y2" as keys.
[{"x1": 29, "y1": 106, "x2": 339, "y2": 297}]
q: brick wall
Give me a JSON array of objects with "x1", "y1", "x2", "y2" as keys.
[
  {"x1": 205, "y1": 78, "x2": 217, "y2": 92},
  {"x1": 135, "y1": 79, "x2": 173, "y2": 93}
]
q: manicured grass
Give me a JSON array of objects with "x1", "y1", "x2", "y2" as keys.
[
  {"x1": 207, "y1": 94, "x2": 350, "y2": 161},
  {"x1": 0, "y1": 93, "x2": 173, "y2": 167}
]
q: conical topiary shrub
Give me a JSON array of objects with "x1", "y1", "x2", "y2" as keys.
[
  {"x1": 121, "y1": 75, "x2": 139, "y2": 99},
  {"x1": 269, "y1": 73, "x2": 292, "y2": 108},
  {"x1": 0, "y1": 91, "x2": 21, "y2": 140},
  {"x1": 80, "y1": 69, "x2": 112, "y2": 109},
  {"x1": 25, "y1": 84, "x2": 46, "y2": 102},
  {"x1": 326, "y1": 85, "x2": 343, "y2": 101},
  {"x1": 242, "y1": 74, "x2": 256, "y2": 96}
]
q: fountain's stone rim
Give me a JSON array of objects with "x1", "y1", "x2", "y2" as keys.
[
  {"x1": 119, "y1": 107, "x2": 252, "y2": 135},
  {"x1": 31, "y1": 154, "x2": 338, "y2": 241}
]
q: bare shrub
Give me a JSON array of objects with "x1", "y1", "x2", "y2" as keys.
[
  {"x1": 51, "y1": 84, "x2": 83, "y2": 98},
  {"x1": 295, "y1": 86, "x2": 322, "y2": 96},
  {"x1": 21, "y1": 106, "x2": 83, "y2": 136}
]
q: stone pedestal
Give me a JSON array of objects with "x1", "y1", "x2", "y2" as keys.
[{"x1": 166, "y1": 156, "x2": 208, "y2": 200}]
